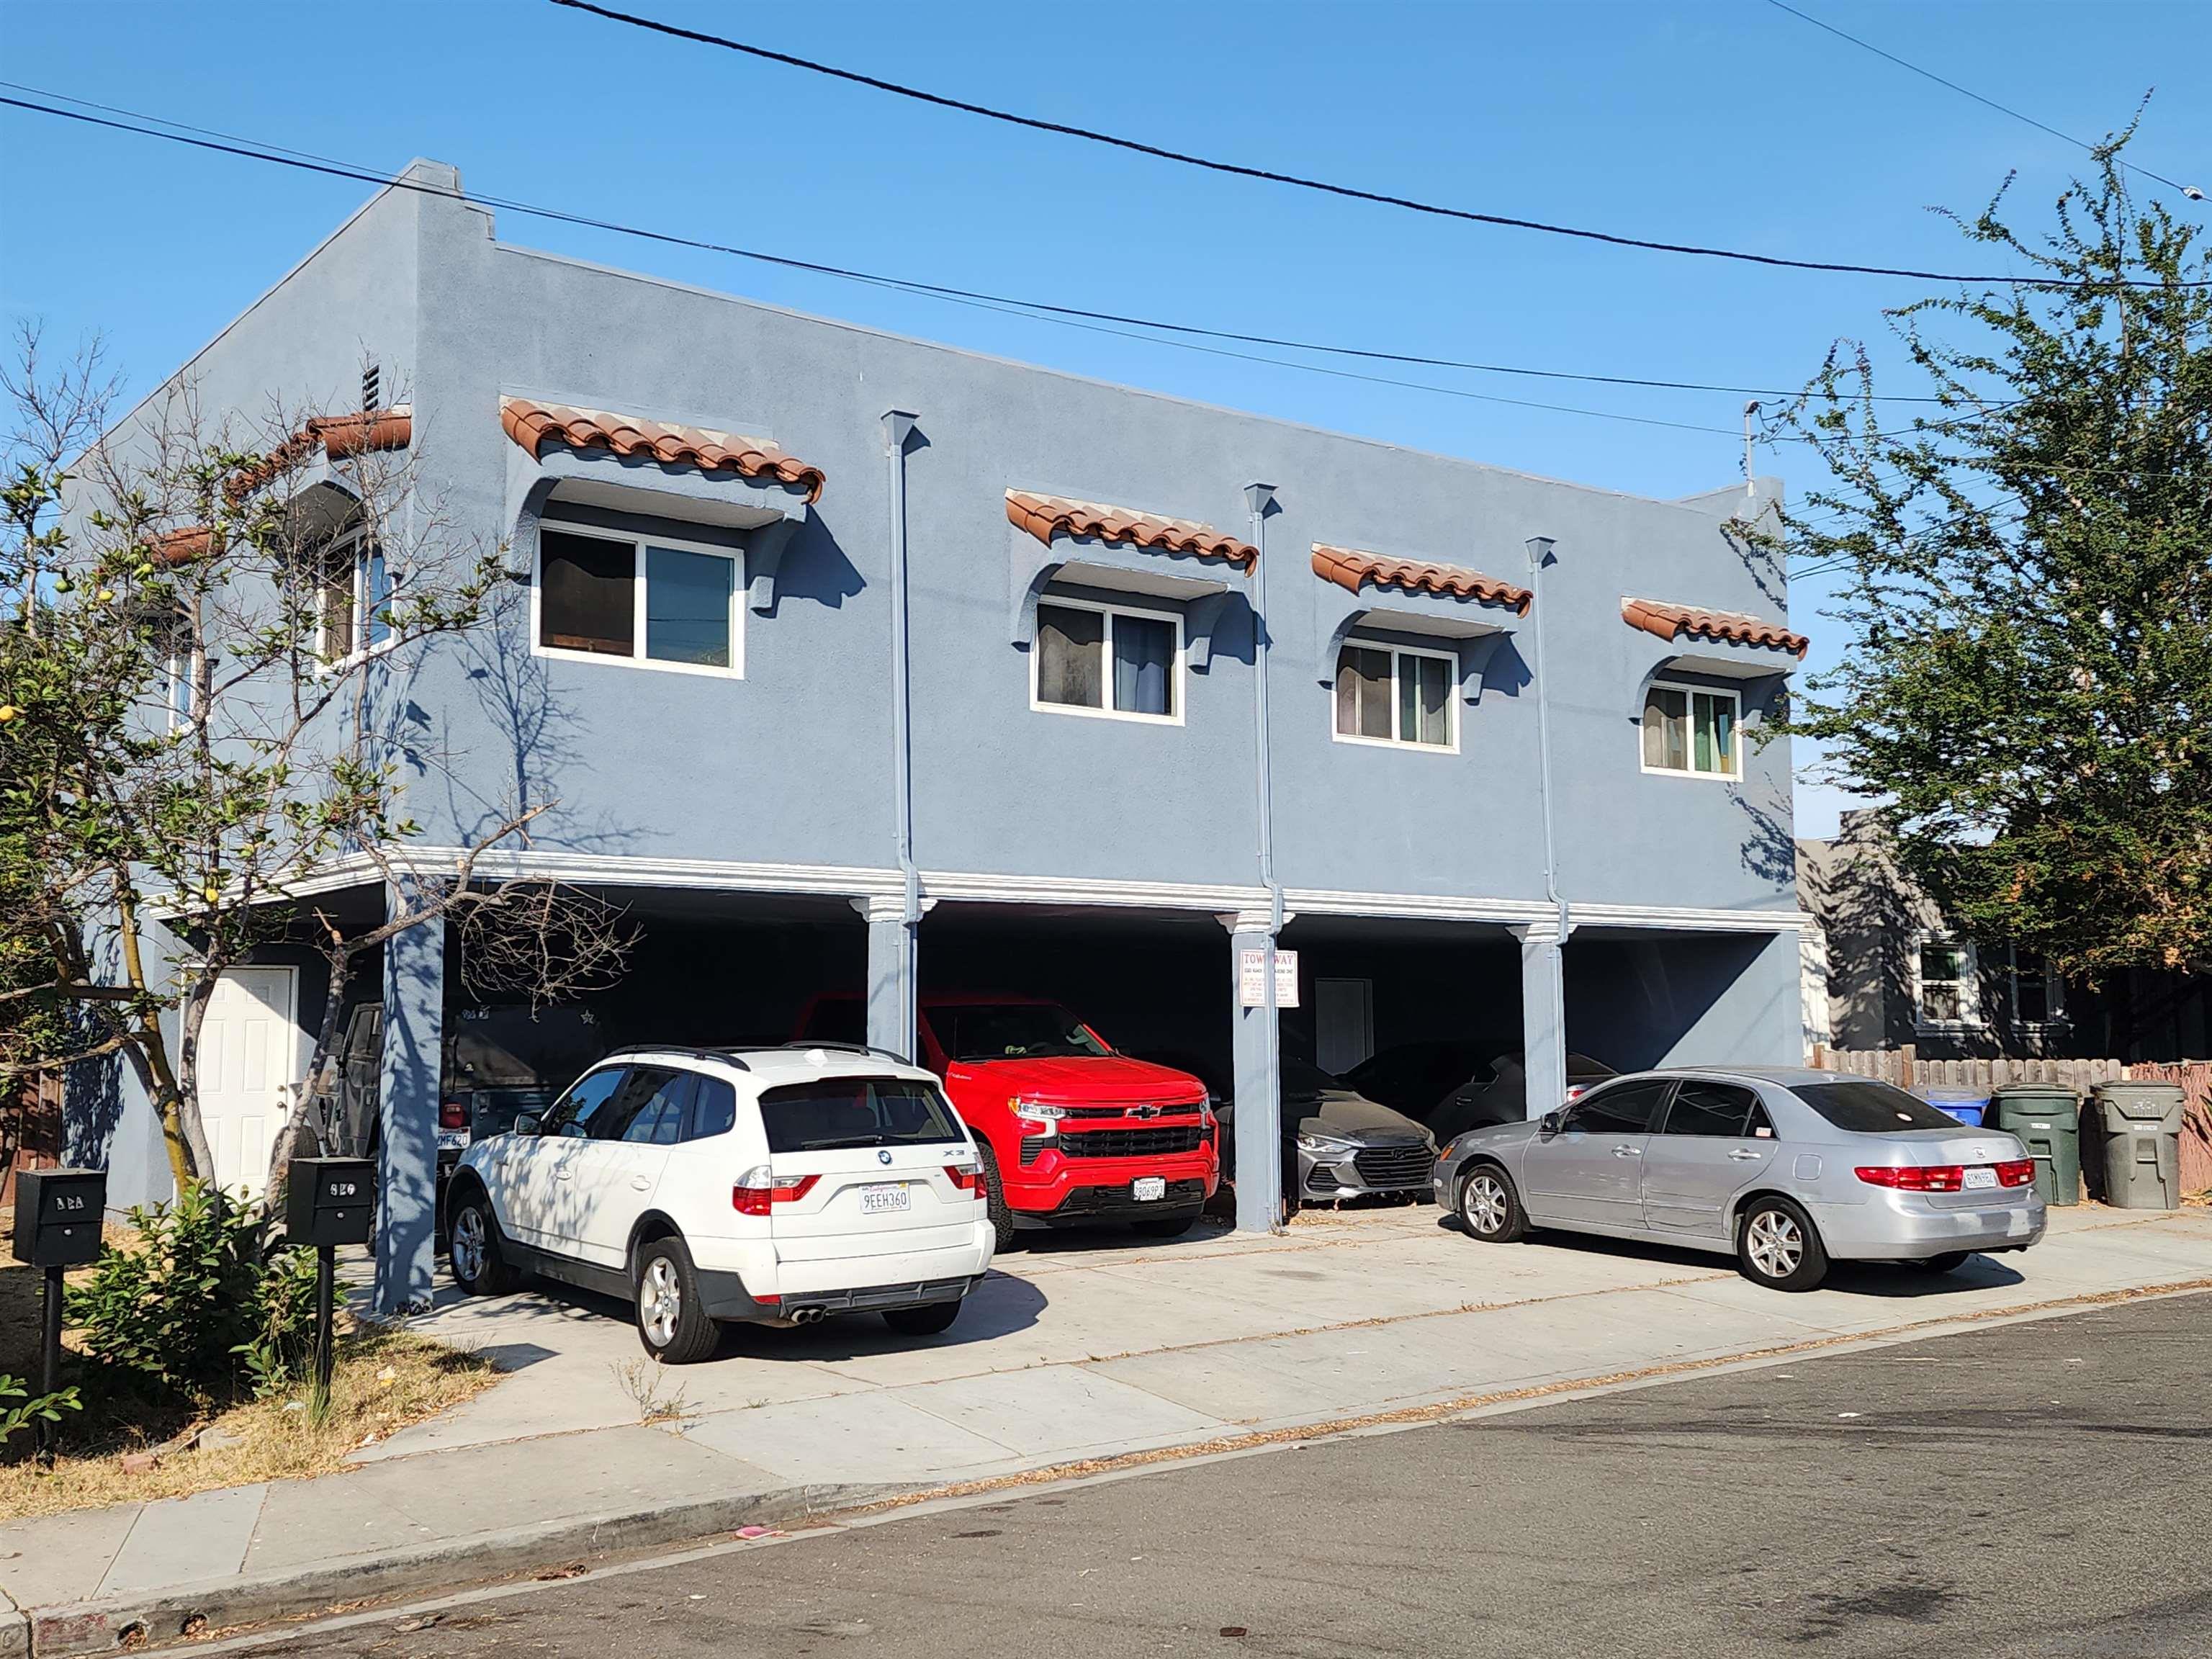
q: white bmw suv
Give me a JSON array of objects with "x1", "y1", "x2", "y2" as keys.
[{"x1": 444, "y1": 1043, "x2": 997, "y2": 1362}]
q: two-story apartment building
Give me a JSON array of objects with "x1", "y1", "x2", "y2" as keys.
[{"x1": 79, "y1": 163, "x2": 1812, "y2": 1308}]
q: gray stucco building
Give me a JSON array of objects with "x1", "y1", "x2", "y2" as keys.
[{"x1": 84, "y1": 163, "x2": 1814, "y2": 1308}]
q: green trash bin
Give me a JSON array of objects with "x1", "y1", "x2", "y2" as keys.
[
  {"x1": 1990, "y1": 1084, "x2": 2083, "y2": 1207},
  {"x1": 2090, "y1": 1083, "x2": 2186, "y2": 1211}
]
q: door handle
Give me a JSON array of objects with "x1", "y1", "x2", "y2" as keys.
[
  {"x1": 1612, "y1": 1144, "x2": 1642, "y2": 1158},
  {"x1": 630, "y1": 1175, "x2": 651, "y2": 1191},
  {"x1": 1728, "y1": 1148, "x2": 1764, "y2": 1161},
  {"x1": 553, "y1": 1167, "x2": 572, "y2": 1181}
]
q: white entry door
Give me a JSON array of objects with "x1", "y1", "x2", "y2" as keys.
[{"x1": 197, "y1": 967, "x2": 298, "y2": 1197}]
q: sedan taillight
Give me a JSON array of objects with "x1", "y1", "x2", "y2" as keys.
[
  {"x1": 1995, "y1": 1159, "x2": 2036, "y2": 1187},
  {"x1": 732, "y1": 1167, "x2": 820, "y2": 1216},
  {"x1": 1856, "y1": 1164, "x2": 1966, "y2": 1192}
]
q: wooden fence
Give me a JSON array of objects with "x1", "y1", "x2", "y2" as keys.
[{"x1": 1810, "y1": 1048, "x2": 2212, "y2": 1196}]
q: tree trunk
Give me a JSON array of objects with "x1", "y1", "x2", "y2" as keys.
[{"x1": 267, "y1": 949, "x2": 352, "y2": 1200}]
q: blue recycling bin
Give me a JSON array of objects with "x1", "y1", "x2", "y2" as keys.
[{"x1": 1923, "y1": 1088, "x2": 1990, "y2": 1128}]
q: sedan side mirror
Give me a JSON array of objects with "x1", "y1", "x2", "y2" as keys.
[
  {"x1": 513, "y1": 1112, "x2": 542, "y2": 1137},
  {"x1": 1538, "y1": 1111, "x2": 1563, "y2": 1137}
]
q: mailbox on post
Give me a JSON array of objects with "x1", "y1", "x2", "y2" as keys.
[
  {"x1": 11, "y1": 1167, "x2": 107, "y2": 1268},
  {"x1": 285, "y1": 1157, "x2": 374, "y2": 1248}
]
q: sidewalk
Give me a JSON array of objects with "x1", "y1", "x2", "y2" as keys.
[{"x1": 6, "y1": 1204, "x2": 2210, "y2": 1656}]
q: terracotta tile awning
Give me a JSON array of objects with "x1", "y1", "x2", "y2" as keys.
[
  {"x1": 146, "y1": 526, "x2": 217, "y2": 567},
  {"x1": 1622, "y1": 596, "x2": 1807, "y2": 659},
  {"x1": 1310, "y1": 545, "x2": 1531, "y2": 614},
  {"x1": 1004, "y1": 490, "x2": 1257, "y2": 573},
  {"x1": 225, "y1": 407, "x2": 412, "y2": 503},
  {"x1": 500, "y1": 397, "x2": 825, "y2": 503}
]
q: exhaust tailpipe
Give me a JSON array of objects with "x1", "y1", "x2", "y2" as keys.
[{"x1": 791, "y1": 1306, "x2": 824, "y2": 1325}]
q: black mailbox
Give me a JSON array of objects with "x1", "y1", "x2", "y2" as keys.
[
  {"x1": 12, "y1": 1168, "x2": 107, "y2": 1267},
  {"x1": 286, "y1": 1157, "x2": 375, "y2": 1248}
]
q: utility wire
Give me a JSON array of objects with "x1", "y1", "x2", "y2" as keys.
[
  {"x1": 1761, "y1": 0, "x2": 2203, "y2": 201},
  {"x1": 545, "y1": 0, "x2": 2210, "y2": 287},
  {"x1": 0, "y1": 86, "x2": 1899, "y2": 442}
]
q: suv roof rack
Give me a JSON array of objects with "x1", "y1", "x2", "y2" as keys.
[
  {"x1": 598, "y1": 1043, "x2": 752, "y2": 1070},
  {"x1": 771, "y1": 1040, "x2": 913, "y2": 1063}
]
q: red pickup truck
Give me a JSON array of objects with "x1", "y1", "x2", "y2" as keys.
[{"x1": 793, "y1": 994, "x2": 1218, "y2": 1248}]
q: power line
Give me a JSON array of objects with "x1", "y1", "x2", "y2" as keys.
[
  {"x1": 1, "y1": 81, "x2": 1955, "y2": 410},
  {"x1": 1761, "y1": 0, "x2": 2203, "y2": 202},
  {"x1": 544, "y1": 0, "x2": 2211, "y2": 289},
  {"x1": 0, "y1": 87, "x2": 1883, "y2": 444}
]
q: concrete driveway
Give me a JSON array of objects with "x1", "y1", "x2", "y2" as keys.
[{"x1": 368, "y1": 1199, "x2": 2212, "y2": 1473}]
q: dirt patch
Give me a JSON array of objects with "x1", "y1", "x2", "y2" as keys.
[{"x1": 0, "y1": 1254, "x2": 498, "y2": 1519}]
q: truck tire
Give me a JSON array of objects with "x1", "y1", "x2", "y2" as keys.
[{"x1": 975, "y1": 1141, "x2": 1017, "y2": 1254}]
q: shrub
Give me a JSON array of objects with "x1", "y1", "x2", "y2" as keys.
[
  {"x1": 0, "y1": 1375, "x2": 79, "y2": 1448},
  {"x1": 67, "y1": 1185, "x2": 320, "y2": 1406}
]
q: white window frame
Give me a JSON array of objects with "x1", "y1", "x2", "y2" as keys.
[
  {"x1": 1639, "y1": 678, "x2": 1743, "y2": 781},
  {"x1": 163, "y1": 641, "x2": 200, "y2": 733},
  {"x1": 1029, "y1": 594, "x2": 1185, "y2": 727},
  {"x1": 310, "y1": 525, "x2": 400, "y2": 673},
  {"x1": 530, "y1": 521, "x2": 746, "y2": 680},
  {"x1": 1912, "y1": 933, "x2": 1981, "y2": 1031},
  {"x1": 1330, "y1": 639, "x2": 1460, "y2": 755}
]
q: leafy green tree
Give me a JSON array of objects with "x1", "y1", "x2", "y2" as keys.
[{"x1": 1776, "y1": 132, "x2": 2212, "y2": 984}]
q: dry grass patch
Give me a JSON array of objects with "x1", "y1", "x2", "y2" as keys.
[{"x1": 0, "y1": 1255, "x2": 498, "y2": 1520}]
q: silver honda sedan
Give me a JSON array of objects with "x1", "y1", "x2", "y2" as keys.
[{"x1": 1430, "y1": 1067, "x2": 2046, "y2": 1290}]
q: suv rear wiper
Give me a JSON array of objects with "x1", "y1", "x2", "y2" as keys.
[{"x1": 796, "y1": 1136, "x2": 899, "y2": 1152}]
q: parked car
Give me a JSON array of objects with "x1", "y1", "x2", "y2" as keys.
[
  {"x1": 1433, "y1": 1067, "x2": 2046, "y2": 1290},
  {"x1": 446, "y1": 1044, "x2": 995, "y2": 1360},
  {"x1": 1426, "y1": 1051, "x2": 1619, "y2": 1141},
  {"x1": 795, "y1": 996, "x2": 1218, "y2": 1249},
  {"x1": 313, "y1": 1002, "x2": 608, "y2": 1231},
  {"x1": 1143, "y1": 1051, "x2": 1435, "y2": 1205}
]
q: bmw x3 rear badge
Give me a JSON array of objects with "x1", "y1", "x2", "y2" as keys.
[{"x1": 878, "y1": 1148, "x2": 894, "y2": 1165}]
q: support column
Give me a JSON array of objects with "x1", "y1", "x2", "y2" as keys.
[
  {"x1": 375, "y1": 883, "x2": 443, "y2": 1314},
  {"x1": 855, "y1": 895, "x2": 923, "y2": 1062},
  {"x1": 1220, "y1": 909, "x2": 1285, "y2": 1233},
  {"x1": 1510, "y1": 920, "x2": 1571, "y2": 1122}
]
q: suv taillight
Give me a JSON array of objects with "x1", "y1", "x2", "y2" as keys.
[
  {"x1": 732, "y1": 1166, "x2": 821, "y2": 1216},
  {"x1": 439, "y1": 1100, "x2": 467, "y2": 1130},
  {"x1": 1856, "y1": 1164, "x2": 1966, "y2": 1192},
  {"x1": 945, "y1": 1164, "x2": 984, "y2": 1197}
]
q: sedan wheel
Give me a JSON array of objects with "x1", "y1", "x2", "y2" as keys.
[
  {"x1": 1457, "y1": 1165, "x2": 1525, "y2": 1243},
  {"x1": 1736, "y1": 1197, "x2": 1828, "y2": 1292}
]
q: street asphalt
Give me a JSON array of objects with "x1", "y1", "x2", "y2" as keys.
[{"x1": 244, "y1": 1290, "x2": 2210, "y2": 1659}]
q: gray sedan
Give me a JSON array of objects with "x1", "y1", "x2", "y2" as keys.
[{"x1": 1431, "y1": 1067, "x2": 2046, "y2": 1290}]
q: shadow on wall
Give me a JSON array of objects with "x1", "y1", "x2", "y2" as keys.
[
  {"x1": 1566, "y1": 932, "x2": 1781, "y2": 1071},
  {"x1": 770, "y1": 511, "x2": 865, "y2": 612},
  {"x1": 1802, "y1": 814, "x2": 1920, "y2": 1051},
  {"x1": 1724, "y1": 516, "x2": 1789, "y2": 612},
  {"x1": 63, "y1": 1046, "x2": 125, "y2": 1168},
  {"x1": 1734, "y1": 790, "x2": 1798, "y2": 889}
]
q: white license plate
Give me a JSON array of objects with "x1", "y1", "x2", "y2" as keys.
[
  {"x1": 1132, "y1": 1177, "x2": 1167, "y2": 1202},
  {"x1": 1963, "y1": 1166, "x2": 2000, "y2": 1190},
  {"x1": 860, "y1": 1184, "x2": 910, "y2": 1214},
  {"x1": 436, "y1": 1129, "x2": 467, "y2": 1151}
]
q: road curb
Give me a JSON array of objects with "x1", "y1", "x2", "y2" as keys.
[{"x1": 21, "y1": 1480, "x2": 897, "y2": 1658}]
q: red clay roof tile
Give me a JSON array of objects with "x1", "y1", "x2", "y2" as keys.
[
  {"x1": 1309, "y1": 544, "x2": 1532, "y2": 615},
  {"x1": 500, "y1": 397, "x2": 824, "y2": 503},
  {"x1": 225, "y1": 407, "x2": 413, "y2": 503},
  {"x1": 145, "y1": 526, "x2": 217, "y2": 567},
  {"x1": 1622, "y1": 595, "x2": 1807, "y2": 659},
  {"x1": 1004, "y1": 490, "x2": 1256, "y2": 573}
]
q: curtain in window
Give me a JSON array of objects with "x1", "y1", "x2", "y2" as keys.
[
  {"x1": 540, "y1": 529, "x2": 634, "y2": 655},
  {"x1": 645, "y1": 545, "x2": 733, "y2": 666},
  {"x1": 1036, "y1": 603, "x2": 1104, "y2": 708},
  {"x1": 364, "y1": 541, "x2": 392, "y2": 648},
  {"x1": 1642, "y1": 685, "x2": 1688, "y2": 769},
  {"x1": 1401, "y1": 653, "x2": 1450, "y2": 745},
  {"x1": 1336, "y1": 646, "x2": 1392, "y2": 739},
  {"x1": 1112, "y1": 613, "x2": 1174, "y2": 716}
]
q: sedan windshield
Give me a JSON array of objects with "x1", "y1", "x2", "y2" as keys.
[
  {"x1": 1793, "y1": 1080, "x2": 1967, "y2": 1133},
  {"x1": 937, "y1": 1004, "x2": 1112, "y2": 1062}
]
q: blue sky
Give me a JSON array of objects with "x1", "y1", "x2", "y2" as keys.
[{"x1": 5, "y1": 0, "x2": 2207, "y2": 835}]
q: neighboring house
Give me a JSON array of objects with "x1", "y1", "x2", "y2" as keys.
[
  {"x1": 74, "y1": 162, "x2": 1813, "y2": 1307},
  {"x1": 1797, "y1": 810, "x2": 2069, "y2": 1058}
]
